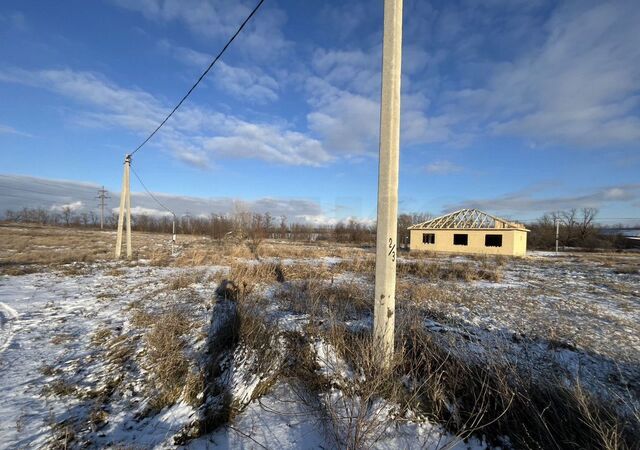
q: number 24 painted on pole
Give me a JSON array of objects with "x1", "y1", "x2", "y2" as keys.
[{"x1": 388, "y1": 238, "x2": 396, "y2": 262}]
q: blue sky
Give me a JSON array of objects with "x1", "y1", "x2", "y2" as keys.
[{"x1": 0, "y1": 0, "x2": 639, "y2": 224}]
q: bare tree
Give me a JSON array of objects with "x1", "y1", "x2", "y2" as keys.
[
  {"x1": 61, "y1": 206, "x2": 73, "y2": 227},
  {"x1": 578, "y1": 208, "x2": 598, "y2": 241}
]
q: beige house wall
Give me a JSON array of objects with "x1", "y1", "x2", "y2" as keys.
[{"x1": 409, "y1": 228, "x2": 528, "y2": 257}]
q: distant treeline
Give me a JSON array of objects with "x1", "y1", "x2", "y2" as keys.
[
  {"x1": 3, "y1": 207, "x2": 635, "y2": 250},
  {"x1": 526, "y1": 208, "x2": 637, "y2": 250},
  {"x1": 2, "y1": 207, "x2": 377, "y2": 244}
]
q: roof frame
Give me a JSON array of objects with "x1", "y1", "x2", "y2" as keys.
[{"x1": 408, "y1": 208, "x2": 526, "y2": 230}]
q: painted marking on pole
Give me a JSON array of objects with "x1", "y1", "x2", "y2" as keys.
[{"x1": 388, "y1": 238, "x2": 396, "y2": 262}]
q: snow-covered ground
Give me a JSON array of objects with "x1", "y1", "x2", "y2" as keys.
[
  {"x1": 0, "y1": 263, "x2": 485, "y2": 449},
  {"x1": 0, "y1": 246, "x2": 638, "y2": 448}
]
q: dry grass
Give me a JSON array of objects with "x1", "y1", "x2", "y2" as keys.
[
  {"x1": 42, "y1": 379, "x2": 78, "y2": 397},
  {"x1": 277, "y1": 280, "x2": 372, "y2": 321},
  {"x1": 167, "y1": 270, "x2": 206, "y2": 290},
  {"x1": 50, "y1": 333, "x2": 75, "y2": 345},
  {"x1": 0, "y1": 223, "x2": 189, "y2": 271},
  {"x1": 259, "y1": 241, "x2": 368, "y2": 259},
  {"x1": 106, "y1": 268, "x2": 126, "y2": 277},
  {"x1": 175, "y1": 242, "x2": 253, "y2": 266},
  {"x1": 105, "y1": 333, "x2": 137, "y2": 367},
  {"x1": 333, "y1": 256, "x2": 504, "y2": 283},
  {"x1": 267, "y1": 267, "x2": 639, "y2": 449},
  {"x1": 90, "y1": 327, "x2": 113, "y2": 347},
  {"x1": 143, "y1": 308, "x2": 193, "y2": 410},
  {"x1": 48, "y1": 423, "x2": 76, "y2": 450}
]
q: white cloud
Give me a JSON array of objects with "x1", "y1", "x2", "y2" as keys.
[
  {"x1": 158, "y1": 40, "x2": 279, "y2": 103},
  {"x1": 427, "y1": 0, "x2": 640, "y2": 148},
  {"x1": 157, "y1": 39, "x2": 211, "y2": 67},
  {"x1": 110, "y1": 0, "x2": 291, "y2": 61},
  {"x1": 0, "y1": 67, "x2": 329, "y2": 166},
  {"x1": 124, "y1": 206, "x2": 173, "y2": 217},
  {"x1": 0, "y1": 123, "x2": 31, "y2": 137},
  {"x1": 306, "y1": 77, "x2": 380, "y2": 156},
  {"x1": 51, "y1": 201, "x2": 84, "y2": 212},
  {"x1": 306, "y1": 46, "x2": 456, "y2": 155},
  {"x1": 214, "y1": 61, "x2": 279, "y2": 104},
  {"x1": 425, "y1": 160, "x2": 463, "y2": 175},
  {"x1": 201, "y1": 123, "x2": 331, "y2": 166},
  {"x1": 295, "y1": 214, "x2": 338, "y2": 226}
]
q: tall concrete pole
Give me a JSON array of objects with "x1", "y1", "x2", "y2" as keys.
[
  {"x1": 115, "y1": 157, "x2": 128, "y2": 258},
  {"x1": 125, "y1": 155, "x2": 132, "y2": 259},
  {"x1": 374, "y1": 0, "x2": 403, "y2": 365},
  {"x1": 115, "y1": 155, "x2": 132, "y2": 259}
]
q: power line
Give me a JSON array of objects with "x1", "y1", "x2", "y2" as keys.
[
  {"x1": 130, "y1": 0, "x2": 266, "y2": 156},
  {"x1": 130, "y1": 166, "x2": 175, "y2": 216}
]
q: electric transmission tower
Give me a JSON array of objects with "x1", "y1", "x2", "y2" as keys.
[{"x1": 96, "y1": 186, "x2": 111, "y2": 230}]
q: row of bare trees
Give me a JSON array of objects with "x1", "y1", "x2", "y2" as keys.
[
  {"x1": 2, "y1": 207, "x2": 379, "y2": 244},
  {"x1": 4, "y1": 206, "x2": 635, "y2": 249},
  {"x1": 527, "y1": 208, "x2": 634, "y2": 250},
  {"x1": 4, "y1": 207, "x2": 102, "y2": 228}
]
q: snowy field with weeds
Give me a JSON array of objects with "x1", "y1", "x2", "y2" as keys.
[{"x1": 0, "y1": 224, "x2": 639, "y2": 449}]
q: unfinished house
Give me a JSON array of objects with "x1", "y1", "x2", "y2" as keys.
[{"x1": 408, "y1": 209, "x2": 529, "y2": 256}]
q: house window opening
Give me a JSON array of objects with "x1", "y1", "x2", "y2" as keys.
[
  {"x1": 423, "y1": 233, "x2": 435, "y2": 244},
  {"x1": 485, "y1": 234, "x2": 503, "y2": 247},
  {"x1": 453, "y1": 234, "x2": 468, "y2": 246}
]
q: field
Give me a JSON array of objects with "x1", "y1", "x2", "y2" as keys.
[{"x1": 0, "y1": 223, "x2": 638, "y2": 449}]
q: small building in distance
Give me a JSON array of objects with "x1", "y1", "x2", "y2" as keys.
[{"x1": 408, "y1": 209, "x2": 529, "y2": 256}]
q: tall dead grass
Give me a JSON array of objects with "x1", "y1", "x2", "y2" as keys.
[
  {"x1": 143, "y1": 308, "x2": 194, "y2": 410},
  {"x1": 334, "y1": 257, "x2": 503, "y2": 283},
  {"x1": 272, "y1": 275, "x2": 639, "y2": 449}
]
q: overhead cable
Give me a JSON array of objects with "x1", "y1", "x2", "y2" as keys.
[{"x1": 130, "y1": 0, "x2": 266, "y2": 156}]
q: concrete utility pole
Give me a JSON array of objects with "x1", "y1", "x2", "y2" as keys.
[
  {"x1": 115, "y1": 155, "x2": 132, "y2": 259},
  {"x1": 374, "y1": 0, "x2": 403, "y2": 365},
  {"x1": 97, "y1": 186, "x2": 110, "y2": 230}
]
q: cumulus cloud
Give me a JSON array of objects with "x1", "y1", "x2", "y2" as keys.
[
  {"x1": 110, "y1": 0, "x2": 291, "y2": 61},
  {"x1": 0, "y1": 67, "x2": 330, "y2": 167},
  {"x1": 214, "y1": 62, "x2": 279, "y2": 104},
  {"x1": 407, "y1": 0, "x2": 640, "y2": 148},
  {"x1": 157, "y1": 39, "x2": 211, "y2": 67},
  {"x1": 315, "y1": 0, "x2": 640, "y2": 151},
  {"x1": 51, "y1": 201, "x2": 84, "y2": 212},
  {"x1": 124, "y1": 206, "x2": 173, "y2": 217},
  {"x1": 306, "y1": 44, "x2": 457, "y2": 155},
  {"x1": 158, "y1": 40, "x2": 279, "y2": 103}
]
